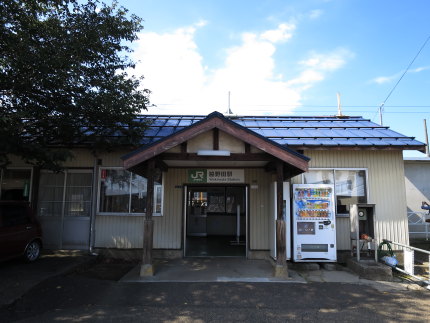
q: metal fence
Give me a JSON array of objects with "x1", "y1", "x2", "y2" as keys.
[
  {"x1": 408, "y1": 211, "x2": 430, "y2": 240},
  {"x1": 380, "y1": 239, "x2": 430, "y2": 289}
]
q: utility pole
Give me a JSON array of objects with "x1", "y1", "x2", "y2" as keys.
[
  {"x1": 424, "y1": 119, "x2": 430, "y2": 157},
  {"x1": 378, "y1": 104, "x2": 384, "y2": 126}
]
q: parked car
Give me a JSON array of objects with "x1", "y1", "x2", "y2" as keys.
[{"x1": 0, "y1": 201, "x2": 43, "y2": 262}]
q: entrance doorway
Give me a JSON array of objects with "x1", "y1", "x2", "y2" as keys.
[{"x1": 185, "y1": 185, "x2": 247, "y2": 257}]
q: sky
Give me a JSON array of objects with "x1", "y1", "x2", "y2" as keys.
[{"x1": 117, "y1": 0, "x2": 429, "y2": 157}]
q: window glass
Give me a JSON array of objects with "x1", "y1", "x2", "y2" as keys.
[
  {"x1": 1, "y1": 169, "x2": 32, "y2": 201},
  {"x1": 38, "y1": 173, "x2": 65, "y2": 217},
  {"x1": 226, "y1": 187, "x2": 245, "y2": 215},
  {"x1": 154, "y1": 185, "x2": 163, "y2": 214},
  {"x1": 99, "y1": 168, "x2": 163, "y2": 215},
  {"x1": 303, "y1": 169, "x2": 367, "y2": 216},
  {"x1": 303, "y1": 170, "x2": 334, "y2": 185},
  {"x1": 99, "y1": 169, "x2": 130, "y2": 213},
  {"x1": 335, "y1": 170, "x2": 367, "y2": 214},
  {"x1": 206, "y1": 187, "x2": 226, "y2": 213},
  {"x1": 130, "y1": 173, "x2": 147, "y2": 213},
  {"x1": 64, "y1": 173, "x2": 93, "y2": 217}
]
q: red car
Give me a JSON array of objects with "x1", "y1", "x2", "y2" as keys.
[{"x1": 0, "y1": 201, "x2": 43, "y2": 262}]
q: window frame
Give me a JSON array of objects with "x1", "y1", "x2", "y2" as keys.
[
  {"x1": 301, "y1": 168, "x2": 369, "y2": 217},
  {"x1": 38, "y1": 169, "x2": 93, "y2": 218},
  {"x1": 0, "y1": 167, "x2": 33, "y2": 201},
  {"x1": 97, "y1": 167, "x2": 163, "y2": 217}
]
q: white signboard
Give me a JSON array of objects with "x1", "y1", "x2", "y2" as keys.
[
  {"x1": 188, "y1": 169, "x2": 244, "y2": 183},
  {"x1": 207, "y1": 169, "x2": 244, "y2": 183}
]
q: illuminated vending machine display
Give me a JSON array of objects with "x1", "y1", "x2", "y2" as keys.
[{"x1": 293, "y1": 184, "x2": 337, "y2": 262}]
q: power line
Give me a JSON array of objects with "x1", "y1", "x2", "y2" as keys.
[
  {"x1": 378, "y1": 35, "x2": 430, "y2": 125},
  {"x1": 155, "y1": 103, "x2": 430, "y2": 108}
]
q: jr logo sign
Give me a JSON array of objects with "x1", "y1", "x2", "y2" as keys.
[{"x1": 188, "y1": 169, "x2": 207, "y2": 183}]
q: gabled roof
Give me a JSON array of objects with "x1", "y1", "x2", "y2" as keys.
[
  {"x1": 122, "y1": 111, "x2": 310, "y2": 172},
  {"x1": 130, "y1": 113, "x2": 425, "y2": 152}
]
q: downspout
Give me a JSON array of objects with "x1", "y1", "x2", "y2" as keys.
[{"x1": 89, "y1": 156, "x2": 100, "y2": 255}]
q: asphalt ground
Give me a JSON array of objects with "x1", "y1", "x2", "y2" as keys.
[
  {"x1": 1, "y1": 253, "x2": 430, "y2": 322},
  {"x1": 2, "y1": 273, "x2": 430, "y2": 322}
]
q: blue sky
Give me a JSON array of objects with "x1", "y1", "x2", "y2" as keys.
[{"x1": 118, "y1": 0, "x2": 429, "y2": 157}]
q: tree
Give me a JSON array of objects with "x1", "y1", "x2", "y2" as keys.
[{"x1": 0, "y1": 0, "x2": 150, "y2": 171}]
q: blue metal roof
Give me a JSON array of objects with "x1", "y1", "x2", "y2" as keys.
[{"x1": 134, "y1": 114, "x2": 425, "y2": 151}]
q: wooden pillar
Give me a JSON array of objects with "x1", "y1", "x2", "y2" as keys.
[
  {"x1": 275, "y1": 160, "x2": 288, "y2": 277},
  {"x1": 213, "y1": 128, "x2": 219, "y2": 150},
  {"x1": 141, "y1": 159, "x2": 155, "y2": 276}
]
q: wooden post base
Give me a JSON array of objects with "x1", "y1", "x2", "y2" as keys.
[
  {"x1": 273, "y1": 264, "x2": 289, "y2": 278},
  {"x1": 140, "y1": 263, "x2": 154, "y2": 277}
]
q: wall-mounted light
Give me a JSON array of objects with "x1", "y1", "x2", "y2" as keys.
[{"x1": 197, "y1": 150, "x2": 231, "y2": 156}]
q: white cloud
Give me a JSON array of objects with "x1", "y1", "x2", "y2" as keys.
[
  {"x1": 370, "y1": 66, "x2": 429, "y2": 84},
  {"x1": 371, "y1": 75, "x2": 397, "y2": 85},
  {"x1": 131, "y1": 23, "x2": 352, "y2": 115},
  {"x1": 299, "y1": 49, "x2": 352, "y2": 70},
  {"x1": 287, "y1": 49, "x2": 353, "y2": 90},
  {"x1": 260, "y1": 23, "x2": 295, "y2": 43},
  {"x1": 309, "y1": 9, "x2": 323, "y2": 19}
]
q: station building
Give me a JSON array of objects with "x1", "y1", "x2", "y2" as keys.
[{"x1": 2, "y1": 112, "x2": 425, "y2": 268}]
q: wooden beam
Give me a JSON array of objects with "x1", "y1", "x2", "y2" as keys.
[
  {"x1": 213, "y1": 128, "x2": 219, "y2": 150},
  {"x1": 160, "y1": 152, "x2": 274, "y2": 161},
  {"x1": 142, "y1": 159, "x2": 155, "y2": 266},
  {"x1": 265, "y1": 161, "x2": 277, "y2": 172},
  {"x1": 155, "y1": 159, "x2": 168, "y2": 172},
  {"x1": 245, "y1": 143, "x2": 251, "y2": 153},
  {"x1": 276, "y1": 161, "x2": 284, "y2": 222}
]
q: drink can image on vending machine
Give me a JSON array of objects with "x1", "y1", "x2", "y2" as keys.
[{"x1": 292, "y1": 184, "x2": 337, "y2": 262}]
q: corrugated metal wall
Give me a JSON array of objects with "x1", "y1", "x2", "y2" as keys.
[
  {"x1": 153, "y1": 169, "x2": 186, "y2": 249},
  {"x1": 88, "y1": 149, "x2": 410, "y2": 251},
  {"x1": 246, "y1": 169, "x2": 273, "y2": 250},
  {"x1": 298, "y1": 150, "x2": 409, "y2": 249}
]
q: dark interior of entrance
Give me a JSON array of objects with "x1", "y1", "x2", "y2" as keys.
[{"x1": 186, "y1": 186, "x2": 246, "y2": 257}]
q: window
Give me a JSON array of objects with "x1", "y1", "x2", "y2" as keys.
[
  {"x1": 303, "y1": 169, "x2": 367, "y2": 216},
  {"x1": 38, "y1": 170, "x2": 93, "y2": 217},
  {"x1": 98, "y1": 168, "x2": 163, "y2": 215},
  {"x1": 0, "y1": 169, "x2": 32, "y2": 201}
]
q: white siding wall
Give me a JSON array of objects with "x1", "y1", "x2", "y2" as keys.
[
  {"x1": 246, "y1": 169, "x2": 272, "y2": 250},
  {"x1": 293, "y1": 150, "x2": 409, "y2": 249}
]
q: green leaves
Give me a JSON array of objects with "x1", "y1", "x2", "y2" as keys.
[{"x1": 0, "y1": 0, "x2": 150, "y2": 170}]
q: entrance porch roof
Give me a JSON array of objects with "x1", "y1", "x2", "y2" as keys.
[{"x1": 122, "y1": 111, "x2": 309, "y2": 176}]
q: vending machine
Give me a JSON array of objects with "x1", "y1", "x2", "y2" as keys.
[{"x1": 293, "y1": 184, "x2": 337, "y2": 262}]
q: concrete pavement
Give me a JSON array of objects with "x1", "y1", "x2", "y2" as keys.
[
  {"x1": 0, "y1": 250, "x2": 95, "y2": 306},
  {"x1": 0, "y1": 252, "x2": 426, "y2": 310},
  {"x1": 120, "y1": 257, "x2": 427, "y2": 292}
]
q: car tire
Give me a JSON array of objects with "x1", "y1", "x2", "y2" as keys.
[{"x1": 24, "y1": 240, "x2": 41, "y2": 262}]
